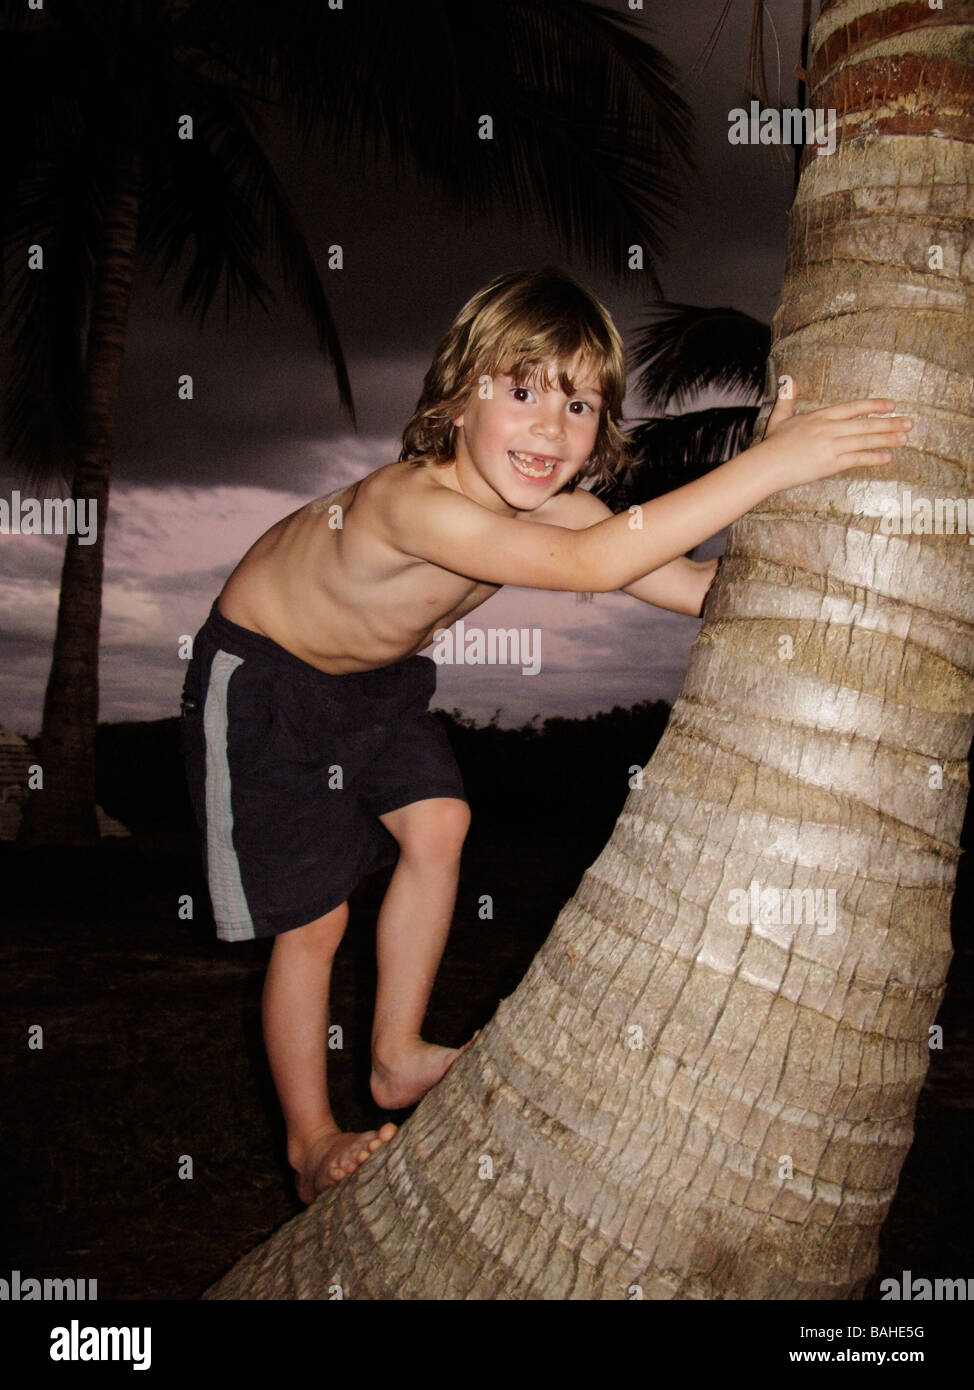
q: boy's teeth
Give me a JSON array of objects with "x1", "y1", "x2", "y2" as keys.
[{"x1": 510, "y1": 451, "x2": 555, "y2": 477}]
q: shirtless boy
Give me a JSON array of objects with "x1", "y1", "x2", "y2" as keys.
[{"x1": 181, "y1": 268, "x2": 911, "y2": 1203}]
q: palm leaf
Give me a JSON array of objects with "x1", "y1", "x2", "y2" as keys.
[
  {"x1": 0, "y1": 147, "x2": 101, "y2": 482},
  {"x1": 2, "y1": 0, "x2": 702, "y2": 486},
  {"x1": 596, "y1": 405, "x2": 760, "y2": 509},
  {"x1": 140, "y1": 78, "x2": 355, "y2": 420},
  {"x1": 203, "y1": 0, "x2": 695, "y2": 280},
  {"x1": 629, "y1": 303, "x2": 769, "y2": 413}
]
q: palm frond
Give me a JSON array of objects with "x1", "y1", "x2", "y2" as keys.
[
  {"x1": 746, "y1": 0, "x2": 772, "y2": 109},
  {"x1": 628, "y1": 304, "x2": 769, "y2": 414},
  {"x1": 138, "y1": 87, "x2": 274, "y2": 321},
  {"x1": 595, "y1": 405, "x2": 760, "y2": 509},
  {"x1": 1, "y1": 149, "x2": 100, "y2": 483},
  {"x1": 690, "y1": 0, "x2": 771, "y2": 106},
  {"x1": 205, "y1": 0, "x2": 695, "y2": 281},
  {"x1": 3, "y1": 0, "x2": 699, "y2": 477},
  {"x1": 139, "y1": 78, "x2": 354, "y2": 420},
  {"x1": 0, "y1": 26, "x2": 85, "y2": 298},
  {"x1": 688, "y1": 0, "x2": 734, "y2": 78}
]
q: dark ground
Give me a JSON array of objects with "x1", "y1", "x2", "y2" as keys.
[{"x1": 2, "y1": 708, "x2": 971, "y2": 1299}]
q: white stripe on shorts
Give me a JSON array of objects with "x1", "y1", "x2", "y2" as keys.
[{"x1": 204, "y1": 650, "x2": 255, "y2": 941}]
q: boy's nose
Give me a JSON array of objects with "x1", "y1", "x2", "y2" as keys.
[{"x1": 532, "y1": 407, "x2": 566, "y2": 438}]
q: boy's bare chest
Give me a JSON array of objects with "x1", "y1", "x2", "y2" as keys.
[
  {"x1": 421, "y1": 576, "x2": 500, "y2": 631},
  {"x1": 221, "y1": 472, "x2": 565, "y2": 668}
]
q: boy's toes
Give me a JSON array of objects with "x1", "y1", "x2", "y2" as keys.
[
  {"x1": 373, "y1": 1123, "x2": 398, "y2": 1148},
  {"x1": 298, "y1": 1123, "x2": 400, "y2": 1200},
  {"x1": 357, "y1": 1124, "x2": 397, "y2": 1163},
  {"x1": 297, "y1": 1123, "x2": 399, "y2": 1202}
]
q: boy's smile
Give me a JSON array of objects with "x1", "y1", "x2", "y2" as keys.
[{"x1": 450, "y1": 358, "x2": 602, "y2": 513}]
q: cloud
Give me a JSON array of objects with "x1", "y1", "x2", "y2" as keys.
[
  {"x1": 1, "y1": 477, "x2": 320, "y2": 730},
  {"x1": 426, "y1": 586, "x2": 700, "y2": 726}
]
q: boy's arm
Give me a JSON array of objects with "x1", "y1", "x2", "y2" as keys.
[
  {"x1": 624, "y1": 556, "x2": 718, "y2": 617},
  {"x1": 536, "y1": 486, "x2": 718, "y2": 616},
  {"x1": 383, "y1": 394, "x2": 910, "y2": 593}
]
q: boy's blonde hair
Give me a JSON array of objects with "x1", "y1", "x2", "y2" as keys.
[{"x1": 399, "y1": 268, "x2": 629, "y2": 491}]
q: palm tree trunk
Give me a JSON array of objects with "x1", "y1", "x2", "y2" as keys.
[
  {"x1": 207, "y1": 1, "x2": 973, "y2": 1299},
  {"x1": 18, "y1": 145, "x2": 141, "y2": 848}
]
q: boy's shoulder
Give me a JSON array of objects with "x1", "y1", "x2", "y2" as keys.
[
  {"x1": 363, "y1": 457, "x2": 456, "y2": 520},
  {"x1": 373, "y1": 458, "x2": 612, "y2": 532},
  {"x1": 352, "y1": 460, "x2": 614, "y2": 583},
  {"x1": 355, "y1": 458, "x2": 472, "y2": 550},
  {"x1": 529, "y1": 485, "x2": 613, "y2": 530}
]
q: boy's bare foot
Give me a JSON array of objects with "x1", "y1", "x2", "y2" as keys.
[
  {"x1": 371, "y1": 1033, "x2": 479, "y2": 1110},
  {"x1": 294, "y1": 1123, "x2": 398, "y2": 1204}
]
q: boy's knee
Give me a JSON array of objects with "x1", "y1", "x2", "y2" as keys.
[{"x1": 393, "y1": 798, "x2": 470, "y2": 862}]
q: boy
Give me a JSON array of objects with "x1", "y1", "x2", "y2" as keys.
[{"x1": 181, "y1": 268, "x2": 911, "y2": 1203}]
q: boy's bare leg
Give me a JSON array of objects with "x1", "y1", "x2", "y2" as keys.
[
  {"x1": 371, "y1": 797, "x2": 473, "y2": 1109},
  {"x1": 262, "y1": 903, "x2": 397, "y2": 1203}
]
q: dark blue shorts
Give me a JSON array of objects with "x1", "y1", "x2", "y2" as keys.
[{"x1": 180, "y1": 602, "x2": 466, "y2": 941}]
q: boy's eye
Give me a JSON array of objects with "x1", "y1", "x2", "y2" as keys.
[{"x1": 509, "y1": 386, "x2": 596, "y2": 413}]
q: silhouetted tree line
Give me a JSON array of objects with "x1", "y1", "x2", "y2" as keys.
[{"x1": 440, "y1": 702, "x2": 670, "y2": 832}]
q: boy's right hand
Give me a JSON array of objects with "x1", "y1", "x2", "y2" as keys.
[{"x1": 751, "y1": 383, "x2": 913, "y2": 489}]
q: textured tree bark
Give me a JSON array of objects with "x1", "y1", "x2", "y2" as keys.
[
  {"x1": 18, "y1": 146, "x2": 142, "y2": 847},
  {"x1": 208, "y1": 0, "x2": 973, "y2": 1299}
]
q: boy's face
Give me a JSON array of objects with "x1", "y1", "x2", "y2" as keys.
[{"x1": 451, "y1": 356, "x2": 602, "y2": 512}]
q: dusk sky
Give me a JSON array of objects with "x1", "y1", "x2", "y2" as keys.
[{"x1": 1, "y1": 0, "x2": 807, "y2": 734}]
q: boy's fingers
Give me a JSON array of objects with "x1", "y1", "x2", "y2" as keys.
[
  {"x1": 837, "y1": 422, "x2": 910, "y2": 443},
  {"x1": 839, "y1": 431, "x2": 906, "y2": 453},
  {"x1": 766, "y1": 390, "x2": 796, "y2": 431},
  {"x1": 820, "y1": 398, "x2": 897, "y2": 419}
]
